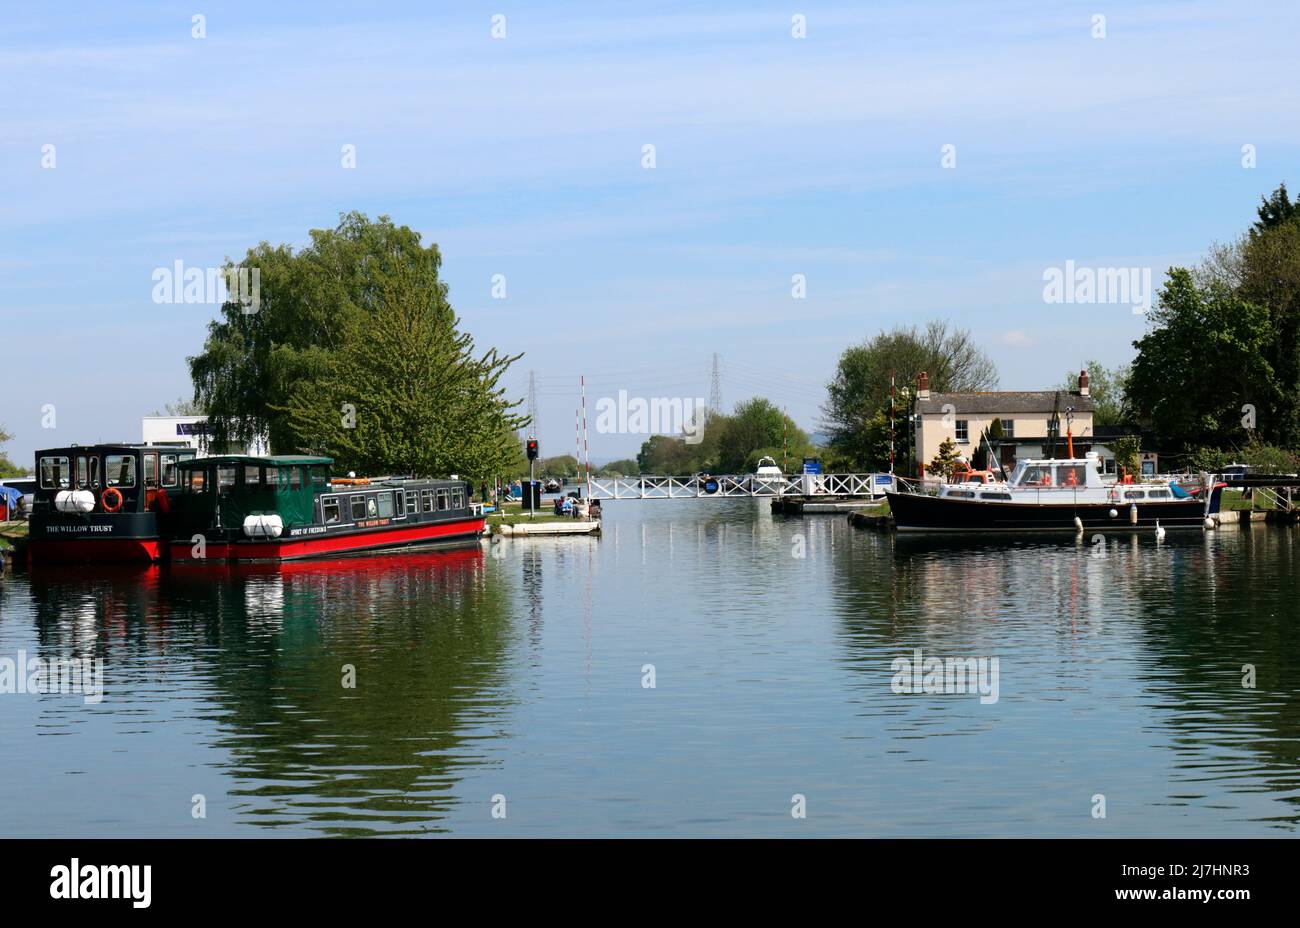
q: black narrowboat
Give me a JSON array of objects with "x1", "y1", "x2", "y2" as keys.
[{"x1": 27, "y1": 444, "x2": 197, "y2": 562}]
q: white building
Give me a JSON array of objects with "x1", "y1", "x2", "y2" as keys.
[
  {"x1": 141, "y1": 416, "x2": 269, "y2": 456},
  {"x1": 911, "y1": 370, "x2": 1156, "y2": 477}
]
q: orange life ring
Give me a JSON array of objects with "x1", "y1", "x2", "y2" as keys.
[{"x1": 101, "y1": 487, "x2": 123, "y2": 512}]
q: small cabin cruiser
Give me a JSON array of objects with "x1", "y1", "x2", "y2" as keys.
[
  {"x1": 887, "y1": 452, "x2": 1224, "y2": 533},
  {"x1": 754, "y1": 456, "x2": 784, "y2": 478},
  {"x1": 27, "y1": 443, "x2": 198, "y2": 562},
  {"x1": 166, "y1": 455, "x2": 485, "y2": 562}
]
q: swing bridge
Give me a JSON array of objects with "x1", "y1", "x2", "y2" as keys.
[{"x1": 584, "y1": 472, "x2": 897, "y2": 501}]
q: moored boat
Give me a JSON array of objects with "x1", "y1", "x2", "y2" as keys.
[
  {"x1": 887, "y1": 452, "x2": 1224, "y2": 533},
  {"x1": 166, "y1": 455, "x2": 485, "y2": 562},
  {"x1": 27, "y1": 444, "x2": 197, "y2": 563}
]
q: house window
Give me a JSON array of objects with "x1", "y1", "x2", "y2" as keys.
[
  {"x1": 1000, "y1": 419, "x2": 1014, "y2": 438},
  {"x1": 955, "y1": 420, "x2": 969, "y2": 443}
]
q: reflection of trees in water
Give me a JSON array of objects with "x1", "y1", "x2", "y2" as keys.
[
  {"x1": 30, "y1": 549, "x2": 514, "y2": 836},
  {"x1": 831, "y1": 527, "x2": 1300, "y2": 827},
  {"x1": 1127, "y1": 527, "x2": 1300, "y2": 826}
]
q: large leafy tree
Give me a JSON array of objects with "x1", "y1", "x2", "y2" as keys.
[
  {"x1": 715, "y1": 398, "x2": 807, "y2": 472},
  {"x1": 1057, "y1": 361, "x2": 1130, "y2": 427},
  {"x1": 189, "y1": 212, "x2": 526, "y2": 478},
  {"x1": 1126, "y1": 269, "x2": 1279, "y2": 450},
  {"x1": 823, "y1": 320, "x2": 997, "y2": 469}
]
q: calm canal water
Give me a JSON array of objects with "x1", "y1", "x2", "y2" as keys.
[{"x1": 2, "y1": 501, "x2": 1298, "y2": 837}]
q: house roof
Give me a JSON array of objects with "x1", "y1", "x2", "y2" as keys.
[{"x1": 916, "y1": 390, "x2": 1095, "y2": 415}]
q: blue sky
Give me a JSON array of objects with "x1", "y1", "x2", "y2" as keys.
[{"x1": 2, "y1": 1, "x2": 1298, "y2": 465}]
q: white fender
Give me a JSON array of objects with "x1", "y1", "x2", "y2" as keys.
[
  {"x1": 243, "y1": 514, "x2": 284, "y2": 538},
  {"x1": 54, "y1": 490, "x2": 96, "y2": 513}
]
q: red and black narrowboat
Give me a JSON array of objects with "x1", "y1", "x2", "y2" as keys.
[
  {"x1": 27, "y1": 444, "x2": 197, "y2": 563},
  {"x1": 166, "y1": 455, "x2": 485, "y2": 562}
]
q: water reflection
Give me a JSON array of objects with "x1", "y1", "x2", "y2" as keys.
[
  {"x1": 23, "y1": 548, "x2": 509, "y2": 836},
  {"x1": 4, "y1": 512, "x2": 1299, "y2": 837}
]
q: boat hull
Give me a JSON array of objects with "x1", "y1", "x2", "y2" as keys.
[
  {"x1": 169, "y1": 514, "x2": 485, "y2": 562},
  {"x1": 27, "y1": 512, "x2": 164, "y2": 563},
  {"x1": 885, "y1": 489, "x2": 1221, "y2": 533}
]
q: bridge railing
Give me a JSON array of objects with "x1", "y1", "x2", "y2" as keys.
[{"x1": 586, "y1": 473, "x2": 895, "y2": 500}]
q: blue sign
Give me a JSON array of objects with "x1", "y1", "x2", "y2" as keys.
[
  {"x1": 874, "y1": 474, "x2": 894, "y2": 486},
  {"x1": 802, "y1": 458, "x2": 822, "y2": 474}
]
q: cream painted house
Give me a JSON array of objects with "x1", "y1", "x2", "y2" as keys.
[{"x1": 910, "y1": 370, "x2": 1140, "y2": 476}]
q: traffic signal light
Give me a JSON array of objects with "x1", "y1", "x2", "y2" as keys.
[{"x1": 526, "y1": 438, "x2": 539, "y2": 460}]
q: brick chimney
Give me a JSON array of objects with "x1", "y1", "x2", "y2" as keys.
[
  {"x1": 1078, "y1": 368, "x2": 1090, "y2": 396},
  {"x1": 917, "y1": 371, "x2": 930, "y2": 401}
]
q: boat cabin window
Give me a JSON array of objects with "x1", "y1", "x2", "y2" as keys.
[
  {"x1": 1123, "y1": 490, "x2": 1145, "y2": 500},
  {"x1": 216, "y1": 465, "x2": 237, "y2": 492},
  {"x1": 161, "y1": 454, "x2": 180, "y2": 488},
  {"x1": 1019, "y1": 464, "x2": 1053, "y2": 487},
  {"x1": 310, "y1": 465, "x2": 330, "y2": 488},
  {"x1": 322, "y1": 497, "x2": 342, "y2": 524},
  {"x1": 981, "y1": 491, "x2": 1012, "y2": 500},
  {"x1": 436, "y1": 489, "x2": 450, "y2": 510},
  {"x1": 421, "y1": 490, "x2": 435, "y2": 513},
  {"x1": 452, "y1": 488, "x2": 466, "y2": 508},
  {"x1": 244, "y1": 466, "x2": 262, "y2": 488},
  {"x1": 75, "y1": 455, "x2": 100, "y2": 490},
  {"x1": 1056, "y1": 464, "x2": 1086, "y2": 488},
  {"x1": 366, "y1": 497, "x2": 378, "y2": 518},
  {"x1": 188, "y1": 470, "x2": 207, "y2": 493},
  {"x1": 1148, "y1": 489, "x2": 1171, "y2": 499},
  {"x1": 406, "y1": 491, "x2": 418, "y2": 515},
  {"x1": 40, "y1": 456, "x2": 71, "y2": 489},
  {"x1": 105, "y1": 454, "x2": 137, "y2": 488},
  {"x1": 376, "y1": 492, "x2": 395, "y2": 518},
  {"x1": 350, "y1": 495, "x2": 367, "y2": 520},
  {"x1": 947, "y1": 490, "x2": 976, "y2": 499},
  {"x1": 144, "y1": 453, "x2": 158, "y2": 487}
]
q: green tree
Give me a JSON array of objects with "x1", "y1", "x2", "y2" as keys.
[
  {"x1": 1058, "y1": 361, "x2": 1130, "y2": 427},
  {"x1": 0, "y1": 426, "x2": 25, "y2": 477},
  {"x1": 1126, "y1": 269, "x2": 1279, "y2": 451},
  {"x1": 599, "y1": 459, "x2": 639, "y2": 477},
  {"x1": 824, "y1": 320, "x2": 997, "y2": 469},
  {"x1": 190, "y1": 213, "x2": 526, "y2": 478},
  {"x1": 927, "y1": 437, "x2": 963, "y2": 481},
  {"x1": 1110, "y1": 434, "x2": 1141, "y2": 478},
  {"x1": 539, "y1": 455, "x2": 580, "y2": 477},
  {"x1": 716, "y1": 398, "x2": 807, "y2": 472}
]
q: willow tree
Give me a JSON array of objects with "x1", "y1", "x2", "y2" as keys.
[{"x1": 189, "y1": 212, "x2": 526, "y2": 478}]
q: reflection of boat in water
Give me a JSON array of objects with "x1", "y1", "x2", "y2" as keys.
[{"x1": 888, "y1": 453, "x2": 1224, "y2": 533}]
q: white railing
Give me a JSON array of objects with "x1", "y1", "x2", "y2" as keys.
[{"x1": 586, "y1": 473, "x2": 895, "y2": 500}]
